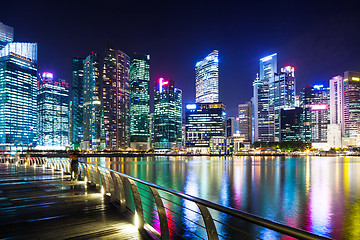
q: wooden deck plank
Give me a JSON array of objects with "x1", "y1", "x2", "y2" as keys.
[{"x1": 0, "y1": 164, "x2": 144, "y2": 240}]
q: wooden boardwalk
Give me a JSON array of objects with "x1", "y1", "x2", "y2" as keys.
[{"x1": 0, "y1": 163, "x2": 144, "y2": 240}]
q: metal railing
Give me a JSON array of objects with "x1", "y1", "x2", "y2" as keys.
[{"x1": 0, "y1": 155, "x2": 332, "y2": 240}]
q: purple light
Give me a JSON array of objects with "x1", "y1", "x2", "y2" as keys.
[
  {"x1": 159, "y1": 77, "x2": 168, "y2": 93},
  {"x1": 311, "y1": 104, "x2": 328, "y2": 111},
  {"x1": 42, "y1": 72, "x2": 53, "y2": 79}
]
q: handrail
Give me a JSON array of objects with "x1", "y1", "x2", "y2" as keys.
[
  {"x1": 80, "y1": 161, "x2": 331, "y2": 240},
  {"x1": 0, "y1": 156, "x2": 333, "y2": 240}
]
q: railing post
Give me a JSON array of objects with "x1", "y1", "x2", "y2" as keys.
[
  {"x1": 149, "y1": 186, "x2": 169, "y2": 240},
  {"x1": 125, "y1": 178, "x2": 144, "y2": 229},
  {"x1": 196, "y1": 203, "x2": 219, "y2": 240},
  {"x1": 98, "y1": 168, "x2": 107, "y2": 194},
  {"x1": 111, "y1": 172, "x2": 127, "y2": 212}
]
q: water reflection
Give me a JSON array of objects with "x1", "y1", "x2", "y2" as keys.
[{"x1": 84, "y1": 155, "x2": 360, "y2": 239}]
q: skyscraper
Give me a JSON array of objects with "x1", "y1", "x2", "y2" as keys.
[
  {"x1": 299, "y1": 85, "x2": 330, "y2": 142},
  {"x1": 82, "y1": 53, "x2": 102, "y2": 150},
  {"x1": 185, "y1": 102, "x2": 226, "y2": 153},
  {"x1": 195, "y1": 50, "x2": 219, "y2": 103},
  {"x1": 0, "y1": 23, "x2": 37, "y2": 150},
  {"x1": 280, "y1": 107, "x2": 302, "y2": 142},
  {"x1": 259, "y1": 53, "x2": 277, "y2": 80},
  {"x1": 253, "y1": 53, "x2": 295, "y2": 142},
  {"x1": 238, "y1": 102, "x2": 252, "y2": 142},
  {"x1": 103, "y1": 46, "x2": 130, "y2": 150},
  {"x1": 273, "y1": 66, "x2": 296, "y2": 141},
  {"x1": 0, "y1": 22, "x2": 13, "y2": 50},
  {"x1": 69, "y1": 57, "x2": 84, "y2": 149},
  {"x1": 343, "y1": 71, "x2": 360, "y2": 138},
  {"x1": 129, "y1": 54, "x2": 150, "y2": 150},
  {"x1": 153, "y1": 78, "x2": 182, "y2": 151},
  {"x1": 37, "y1": 72, "x2": 69, "y2": 148},
  {"x1": 329, "y1": 75, "x2": 344, "y2": 129}
]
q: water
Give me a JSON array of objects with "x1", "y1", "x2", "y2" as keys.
[{"x1": 86, "y1": 155, "x2": 360, "y2": 239}]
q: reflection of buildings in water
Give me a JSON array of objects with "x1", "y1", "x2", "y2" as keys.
[
  {"x1": 183, "y1": 169, "x2": 199, "y2": 236},
  {"x1": 344, "y1": 200, "x2": 360, "y2": 239}
]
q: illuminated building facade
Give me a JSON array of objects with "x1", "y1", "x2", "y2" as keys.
[
  {"x1": 253, "y1": 54, "x2": 277, "y2": 142},
  {"x1": 82, "y1": 53, "x2": 102, "y2": 150},
  {"x1": 280, "y1": 107, "x2": 302, "y2": 142},
  {"x1": 299, "y1": 85, "x2": 330, "y2": 142},
  {"x1": 238, "y1": 102, "x2": 252, "y2": 142},
  {"x1": 195, "y1": 50, "x2": 219, "y2": 103},
  {"x1": 253, "y1": 53, "x2": 295, "y2": 142},
  {"x1": 273, "y1": 66, "x2": 296, "y2": 141},
  {"x1": 129, "y1": 54, "x2": 150, "y2": 150},
  {"x1": 343, "y1": 71, "x2": 360, "y2": 138},
  {"x1": 0, "y1": 39, "x2": 37, "y2": 150},
  {"x1": 153, "y1": 78, "x2": 182, "y2": 151},
  {"x1": 226, "y1": 117, "x2": 236, "y2": 137},
  {"x1": 329, "y1": 75, "x2": 344, "y2": 141},
  {"x1": 37, "y1": 73, "x2": 69, "y2": 148},
  {"x1": 0, "y1": 22, "x2": 13, "y2": 50},
  {"x1": 209, "y1": 136, "x2": 233, "y2": 155},
  {"x1": 103, "y1": 46, "x2": 130, "y2": 150},
  {"x1": 185, "y1": 102, "x2": 226, "y2": 153},
  {"x1": 69, "y1": 57, "x2": 84, "y2": 149}
]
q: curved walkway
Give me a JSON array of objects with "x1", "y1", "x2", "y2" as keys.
[{"x1": 0, "y1": 163, "x2": 143, "y2": 240}]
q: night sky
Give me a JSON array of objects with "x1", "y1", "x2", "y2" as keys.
[{"x1": 2, "y1": 0, "x2": 360, "y2": 116}]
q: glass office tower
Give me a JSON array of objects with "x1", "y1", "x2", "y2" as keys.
[
  {"x1": 253, "y1": 54, "x2": 295, "y2": 142},
  {"x1": 37, "y1": 73, "x2": 69, "y2": 148},
  {"x1": 195, "y1": 50, "x2": 219, "y2": 103},
  {"x1": 0, "y1": 42, "x2": 37, "y2": 150},
  {"x1": 238, "y1": 102, "x2": 252, "y2": 142},
  {"x1": 153, "y1": 78, "x2": 182, "y2": 151},
  {"x1": 69, "y1": 57, "x2": 84, "y2": 149},
  {"x1": 185, "y1": 102, "x2": 226, "y2": 153},
  {"x1": 82, "y1": 53, "x2": 103, "y2": 150},
  {"x1": 272, "y1": 66, "x2": 296, "y2": 141},
  {"x1": 299, "y1": 85, "x2": 330, "y2": 142},
  {"x1": 343, "y1": 71, "x2": 360, "y2": 138},
  {"x1": 253, "y1": 53, "x2": 278, "y2": 142},
  {"x1": 129, "y1": 54, "x2": 150, "y2": 150},
  {"x1": 103, "y1": 46, "x2": 130, "y2": 150}
]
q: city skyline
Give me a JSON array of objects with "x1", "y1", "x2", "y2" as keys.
[{"x1": 2, "y1": 1, "x2": 360, "y2": 117}]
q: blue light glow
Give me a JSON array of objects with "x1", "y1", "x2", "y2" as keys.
[
  {"x1": 313, "y1": 84, "x2": 324, "y2": 90},
  {"x1": 186, "y1": 104, "x2": 197, "y2": 110}
]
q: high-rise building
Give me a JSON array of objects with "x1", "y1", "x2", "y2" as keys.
[
  {"x1": 259, "y1": 53, "x2": 277, "y2": 80},
  {"x1": 185, "y1": 102, "x2": 226, "y2": 153},
  {"x1": 226, "y1": 117, "x2": 237, "y2": 137},
  {"x1": 273, "y1": 66, "x2": 296, "y2": 141},
  {"x1": 329, "y1": 75, "x2": 344, "y2": 142},
  {"x1": 195, "y1": 50, "x2": 219, "y2": 103},
  {"x1": 69, "y1": 57, "x2": 84, "y2": 149},
  {"x1": 103, "y1": 46, "x2": 130, "y2": 150},
  {"x1": 253, "y1": 53, "x2": 295, "y2": 142},
  {"x1": 37, "y1": 72, "x2": 69, "y2": 148},
  {"x1": 329, "y1": 76, "x2": 344, "y2": 126},
  {"x1": 299, "y1": 85, "x2": 330, "y2": 142},
  {"x1": 238, "y1": 102, "x2": 252, "y2": 142},
  {"x1": 253, "y1": 73, "x2": 271, "y2": 142},
  {"x1": 280, "y1": 107, "x2": 302, "y2": 142},
  {"x1": 82, "y1": 53, "x2": 102, "y2": 150},
  {"x1": 0, "y1": 31, "x2": 37, "y2": 150},
  {"x1": 153, "y1": 78, "x2": 182, "y2": 151},
  {"x1": 343, "y1": 71, "x2": 360, "y2": 138},
  {"x1": 129, "y1": 54, "x2": 150, "y2": 150},
  {"x1": 0, "y1": 22, "x2": 13, "y2": 50}
]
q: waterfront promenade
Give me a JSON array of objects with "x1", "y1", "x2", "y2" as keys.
[{"x1": 0, "y1": 163, "x2": 143, "y2": 240}]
